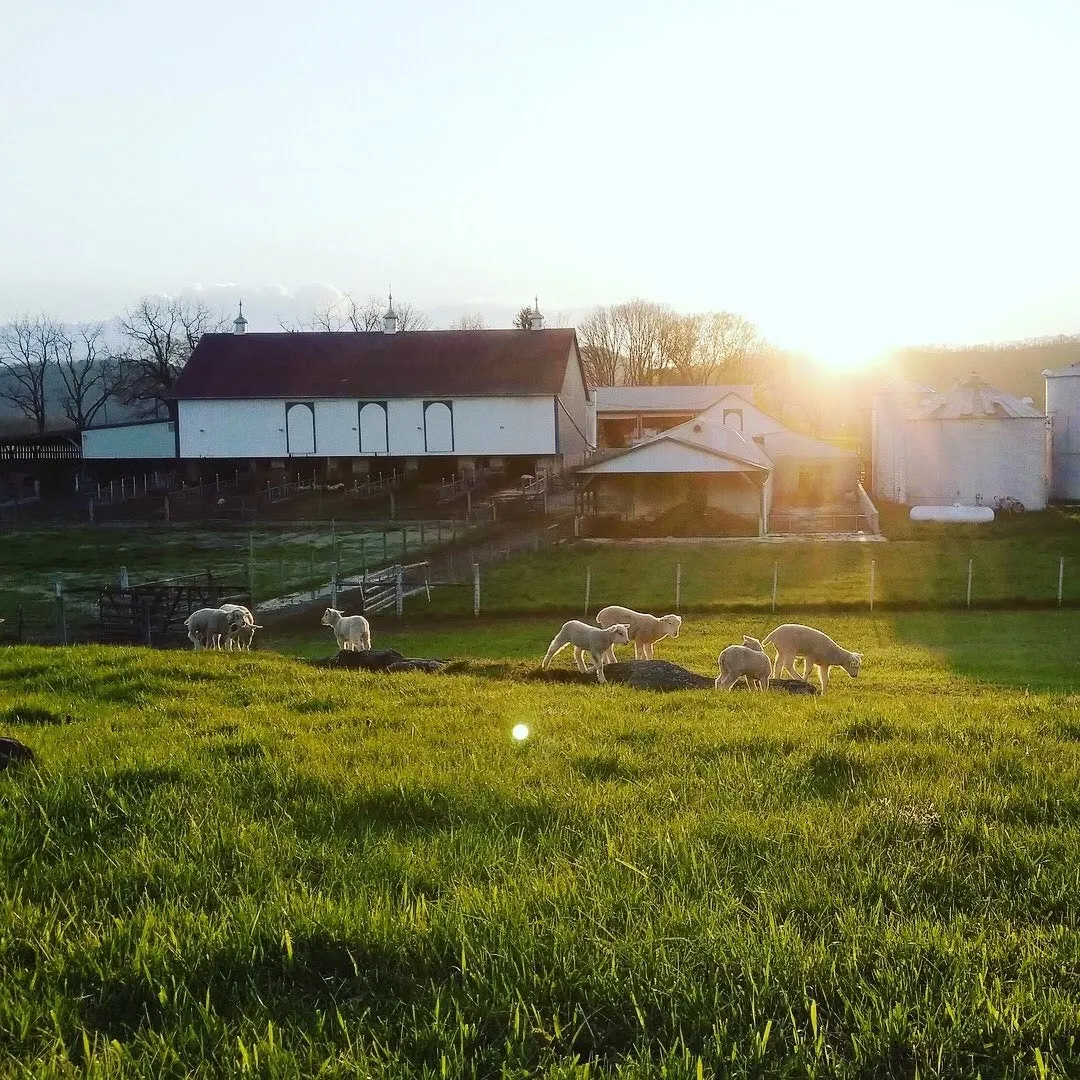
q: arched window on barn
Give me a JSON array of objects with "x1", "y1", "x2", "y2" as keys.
[
  {"x1": 423, "y1": 401, "x2": 454, "y2": 453},
  {"x1": 285, "y1": 401, "x2": 316, "y2": 455},
  {"x1": 358, "y1": 401, "x2": 388, "y2": 454}
]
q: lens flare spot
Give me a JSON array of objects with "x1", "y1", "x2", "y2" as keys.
[{"x1": 512, "y1": 724, "x2": 530, "y2": 741}]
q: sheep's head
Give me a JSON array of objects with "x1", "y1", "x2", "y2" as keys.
[
  {"x1": 661, "y1": 614, "x2": 683, "y2": 637},
  {"x1": 225, "y1": 609, "x2": 249, "y2": 633},
  {"x1": 844, "y1": 652, "x2": 863, "y2": 678},
  {"x1": 742, "y1": 635, "x2": 763, "y2": 651},
  {"x1": 320, "y1": 608, "x2": 342, "y2": 627},
  {"x1": 609, "y1": 623, "x2": 631, "y2": 645}
]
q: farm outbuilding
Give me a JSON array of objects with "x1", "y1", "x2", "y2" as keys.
[
  {"x1": 871, "y1": 375, "x2": 1049, "y2": 511},
  {"x1": 578, "y1": 391, "x2": 866, "y2": 534}
]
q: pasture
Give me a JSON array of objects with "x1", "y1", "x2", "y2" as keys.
[{"x1": 3, "y1": 609, "x2": 1080, "y2": 1077}]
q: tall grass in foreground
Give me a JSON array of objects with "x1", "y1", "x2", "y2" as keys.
[{"x1": 2, "y1": 618, "x2": 1080, "y2": 1077}]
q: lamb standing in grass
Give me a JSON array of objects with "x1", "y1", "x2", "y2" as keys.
[
  {"x1": 219, "y1": 603, "x2": 261, "y2": 651},
  {"x1": 595, "y1": 606, "x2": 682, "y2": 661},
  {"x1": 762, "y1": 623, "x2": 862, "y2": 694},
  {"x1": 184, "y1": 607, "x2": 250, "y2": 650},
  {"x1": 321, "y1": 608, "x2": 371, "y2": 652},
  {"x1": 542, "y1": 620, "x2": 631, "y2": 684},
  {"x1": 716, "y1": 641, "x2": 773, "y2": 690}
]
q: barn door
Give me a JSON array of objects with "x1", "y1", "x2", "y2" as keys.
[
  {"x1": 286, "y1": 401, "x2": 316, "y2": 455},
  {"x1": 423, "y1": 401, "x2": 454, "y2": 453},
  {"x1": 358, "y1": 401, "x2": 388, "y2": 453}
]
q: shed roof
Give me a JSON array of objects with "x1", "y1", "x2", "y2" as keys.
[
  {"x1": 592, "y1": 385, "x2": 752, "y2": 414},
  {"x1": 909, "y1": 376, "x2": 1044, "y2": 420},
  {"x1": 170, "y1": 329, "x2": 580, "y2": 400},
  {"x1": 580, "y1": 416, "x2": 771, "y2": 475}
]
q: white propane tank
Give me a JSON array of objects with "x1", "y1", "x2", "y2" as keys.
[{"x1": 910, "y1": 505, "x2": 995, "y2": 524}]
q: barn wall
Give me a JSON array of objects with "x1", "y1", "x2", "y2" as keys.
[
  {"x1": 770, "y1": 455, "x2": 861, "y2": 504},
  {"x1": 451, "y1": 397, "x2": 554, "y2": 455},
  {"x1": 179, "y1": 401, "x2": 286, "y2": 458},
  {"x1": 82, "y1": 421, "x2": 176, "y2": 460},
  {"x1": 904, "y1": 418, "x2": 1048, "y2": 510},
  {"x1": 555, "y1": 343, "x2": 591, "y2": 461}
]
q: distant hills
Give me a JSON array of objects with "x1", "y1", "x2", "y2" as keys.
[{"x1": 881, "y1": 334, "x2": 1080, "y2": 405}]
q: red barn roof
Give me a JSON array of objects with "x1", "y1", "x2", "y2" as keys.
[{"x1": 170, "y1": 329, "x2": 580, "y2": 400}]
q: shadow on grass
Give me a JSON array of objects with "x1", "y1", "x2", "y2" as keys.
[{"x1": 888, "y1": 610, "x2": 1080, "y2": 691}]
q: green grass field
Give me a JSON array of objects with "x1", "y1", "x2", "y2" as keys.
[{"x1": 3, "y1": 609, "x2": 1080, "y2": 1077}]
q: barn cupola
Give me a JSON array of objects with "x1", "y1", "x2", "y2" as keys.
[
  {"x1": 529, "y1": 297, "x2": 544, "y2": 330},
  {"x1": 233, "y1": 300, "x2": 247, "y2": 335},
  {"x1": 383, "y1": 291, "x2": 398, "y2": 334}
]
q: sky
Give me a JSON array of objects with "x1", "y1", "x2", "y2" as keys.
[{"x1": 3, "y1": 0, "x2": 1080, "y2": 369}]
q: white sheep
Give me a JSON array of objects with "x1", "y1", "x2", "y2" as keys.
[
  {"x1": 761, "y1": 623, "x2": 862, "y2": 695},
  {"x1": 541, "y1": 620, "x2": 631, "y2": 684},
  {"x1": 715, "y1": 642, "x2": 773, "y2": 690},
  {"x1": 184, "y1": 607, "x2": 249, "y2": 651},
  {"x1": 321, "y1": 607, "x2": 371, "y2": 651},
  {"x1": 595, "y1": 605, "x2": 682, "y2": 661},
  {"x1": 219, "y1": 603, "x2": 262, "y2": 651}
]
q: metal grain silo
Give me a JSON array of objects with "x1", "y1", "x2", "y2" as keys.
[{"x1": 1044, "y1": 364, "x2": 1080, "y2": 501}]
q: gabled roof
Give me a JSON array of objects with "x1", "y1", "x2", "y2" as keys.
[
  {"x1": 170, "y1": 329, "x2": 580, "y2": 400},
  {"x1": 592, "y1": 384, "x2": 753, "y2": 414},
  {"x1": 909, "y1": 376, "x2": 1044, "y2": 420},
  {"x1": 580, "y1": 416, "x2": 771, "y2": 475}
]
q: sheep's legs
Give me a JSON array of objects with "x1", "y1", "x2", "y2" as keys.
[{"x1": 816, "y1": 664, "x2": 829, "y2": 694}]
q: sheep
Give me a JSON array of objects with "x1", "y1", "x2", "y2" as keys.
[
  {"x1": 321, "y1": 607, "x2": 371, "y2": 652},
  {"x1": 184, "y1": 607, "x2": 249, "y2": 650},
  {"x1": 761, "y1": 623, "x2": 862, "y2": 695},
  {"x1": 595, "y1": 605, "x2": 682, "y2": 661},
  {"x1": 541, "y1": 620, "x2": 631, "y2": 684},
  {"x1": 715, "y1": 642, "x2": 773, "y2": 690},
  {"x1": 218, "y1": 603, "x2": 262, "y2": 651}
]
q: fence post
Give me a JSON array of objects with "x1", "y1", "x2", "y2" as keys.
[
  {"x1": 395, "y1": 568, "x2": 404, "y2": 618},
  {"x1": 675, "y1": 562, "x2": 682, "y2": 612},
  {"x1": 584, "y1": 566, "x2": 592, "y2": 616},
  {"x1": 88, "y1": 497, "x2": 95, "y2": 525},
  {"x1": 330, "y1": 573, "x2": 338, "y2": 609},
  {"x1": 869, "y1": 559, "x2": 876, "y2": 612},
  {"x1": 382, "y1": 531, "x2": 389, "y2": 565},
  {"x1": 389, "y1": 491, "x2": 396, "y2": 519},
  {"x1": 53, "y1": 573, "x2": 67, "y2": 645},
  {"x1": 247, "y1": 532, "x2": 255, "y2": 603},
  {"x1": 420, "y1": 523, "x2": 426, "y2": 548},
  {"x1": 966, "y1": 558, "x2": 973, "y2": 609},
  {"x1": 402, "y1": 528, "x2": 408, "y2": 560},
  {"x1": 163, "y1": 496, "x2": 170, "y2": 522},
  {"x1": 1058, "y1": 556, "x2": 1065, "y2": 606},
  {"x1": 771, "y1": 562, "x2": 778, "y2": 613},
  {"x1": 472, "y1": 562, "x2": 481, "y2": 616}
]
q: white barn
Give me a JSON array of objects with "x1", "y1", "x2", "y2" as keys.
[
  {"x1": 84, "y1": 320, "x2": 592, "y2": 480},
  {"x1": 871, "y1": 375, "x2": 1049, "y2": 510}
]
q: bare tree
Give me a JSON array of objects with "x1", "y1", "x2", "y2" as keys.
[
  {"x1": 615, "y1": 299, "x2": 665, "y2": 385},
  {"x1": 697, "y1": 311, "x2": 763, "y2": 384},
  {"x1": 393, "y1": 301, "x2": 429, "y2": 331},
  {"x1": 449, "y1": 313, "x2": 487, "y2": 330},
  {"x1": 657, "y1": 311, "x2": 703, "y2": 383},
  {"x1": 513, "y1": 305, "x2": 534, "y2": 330},
  {"x1": 118, "y1": 296, "x2": 227, "y2": 417},
  {"x1": 577, "y1": 306, "x2": 625, "y2": 387},
  {"x1": 294, "y1": 293, "x2": 429, "y2": 332},
  {"x1": 0, "y1": 315, "x2": 59, "y2": 433},
  {"x1": 55, "y1": 323, "x2": 122, "y2": 430}
]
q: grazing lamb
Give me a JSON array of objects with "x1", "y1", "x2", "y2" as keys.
[
  {"x1": 595, "y1": 605, "x2": 682, "y2": 661},
  {"x1": 321, "y1": 608, "x2": 371, "y2": 652},
  {"x1": 184, "y1": 607, "x2": 249, "y2": 650},
  {"x1": 219, "y1": 603, "x2": 262, "y2": 651},
  {"x1": 716, "y1": 642, "x2": 773, "y2": 690},
  {"x1": 761, "y1": 623, "x2": 862, "y2": 695},
  {"x1": 542, "y1": 620, "x2": 631, "y2": 684}
]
